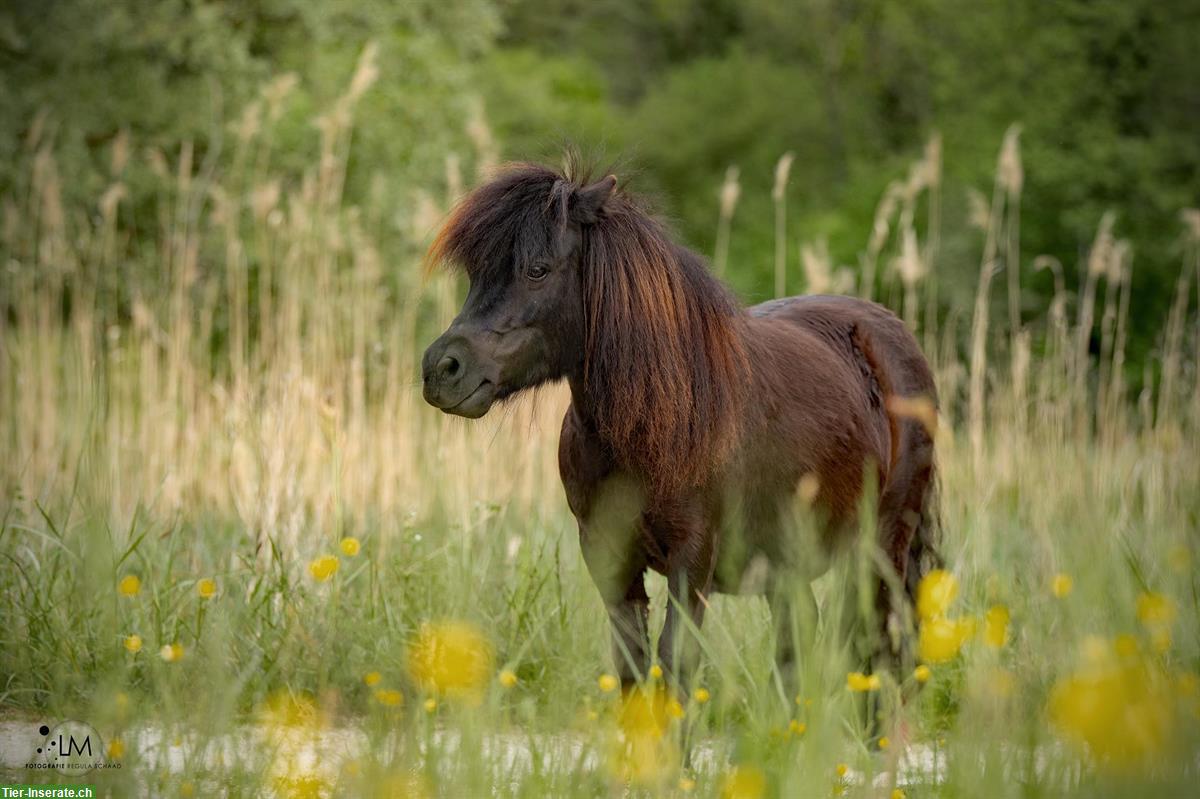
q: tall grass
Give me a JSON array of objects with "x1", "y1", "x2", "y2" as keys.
[{"x1": 2, "y1": 52, "x2": 1199, "y2": 797}]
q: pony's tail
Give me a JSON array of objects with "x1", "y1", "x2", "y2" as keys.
[{"x1": 904, "y1": 459, "x2": 943, "y2": 603}]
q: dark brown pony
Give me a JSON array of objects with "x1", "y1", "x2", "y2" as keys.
[{"x1": 423, "y1": 162, "x2": 939, "y2": 690}]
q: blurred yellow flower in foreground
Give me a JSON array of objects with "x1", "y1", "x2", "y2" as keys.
[
  {"x1": 259, "y1": 691, "x2": 324, "y2": 731},
  {"x1": 788, "y1": 719, "x2": 806, "y2": 736},
  {"x1": 123, "y1": 634, "x2": 142, "y2": 653},
  {"x1": 118, "y1": 574, "x2": 141, "y2": 597},
  {"x1": 619, "y1": 687, "x2": 675, "y2": 739},
  {"x1": 598, "y1": 674, "x2": 619, "y2": 693},
  {"x1": 1048, "y1": 647, "x2": 1175, "y2": 771},
  {"x1": 308, "y1": 555, "x2": 339, "y2": 582},
  {"x1": 374, "y1": 688, "x2": 403, "y2": 707},
  {"x1": 913, "y1": 664, "x2": 932, "y2": 683},
  {"x1": 679, "y1": 775, "x2": 697, "y2": 791},
  {"x1": 878, "y1": 736, "x2": 890, "y2": 750},
  {"x1": 605, "y1": 686, "x2": 688, "y2": 786},
  {"x1": 721, "y1": 765, "x2": 766, "y2": 799},
  {"x1": 498, "y1": 669, "x2": 518, "y2": 688},
  {"x1": 919, "y1": 617, "x2": 972, "y2": 663},
  {"x1": 339, "y1": 537, "x2": 361, "y2": 557},
  {"x1": 1052, "y1": 573, "x2": 1073, "y2": 598},
  {"x1": 1114, "y1": 634, "x2": 1139, "y2": 657},
  {"x1": 891, "y1": 790, "x2": 906, "y2": 799},
  {"x1": 693, "y1": 687, "x2": 711, "y2": 704},
  {"x1": 610, "y1": 725, "x2": 679, "y2": 786},
  {"x1": 406, "y1": 621, "x2": 493, "y2": 703},
  {"x1": 1136, "y1": 592, "x2": 1176, "y2": 627},
  {"x1": 649, "y1": 664, "x2": 663, "y2": 680},
  {"x1": 846, "y1": 671, "x2": 881, "y2": 692},
  {"x1": 835, "y1": 763, "x2": 849, "y2": 778},
  {"x1": 916, "y1": 569, "x2": 958, "y2": 621},
  {"x1": 159, "y1": 643, "x2": 183, "y2": 662},
  {"x1": 197, "y1": 578, "x2": 217, "y2": 599},
  {"x1": 423, "y1": 698, "x2": 437, "y2": 713},
  {"x1": 363, "y1": 671, "x2": 382, "y2": 687},
  {"x1": 272, "y1": 775, "x2": 328, "y2": 799},
  {"x1": 106, "y1": 738, "x2": 125, "y2": 760},
  {"x1": 984, "y1": 604, "x2": 1010, "y2": 648}
]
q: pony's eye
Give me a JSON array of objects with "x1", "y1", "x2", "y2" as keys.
[{"x1": 526, "y1": 262, "x2": 550, "y2": 282}]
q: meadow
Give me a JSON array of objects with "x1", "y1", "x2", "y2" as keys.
[{"x1": 2, "y1": 53, "x2": 1199, "y2": 798}]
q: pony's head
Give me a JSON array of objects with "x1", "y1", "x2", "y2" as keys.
[
  {"x1": 423, "y1": 161, "x2": 747, "y2": 492},
  {"x1": 422, "y1": 164, "x2": 613, "y2": 417}
]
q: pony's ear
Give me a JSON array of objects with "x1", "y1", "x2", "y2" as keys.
[{"x1": 570, "y1": 175, "x2": 617, "y2": 224}]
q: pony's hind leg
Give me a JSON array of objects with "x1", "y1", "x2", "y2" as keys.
[{"x1": 873, "y1": 419, "x2": 939, "y2": 677}]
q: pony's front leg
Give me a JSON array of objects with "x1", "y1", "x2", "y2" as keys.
[
  {"x1": 580, "y1": 523, "x2": 651, "y2": 688},
  {"x1": 606, "y1": 577, "x2": 652, "y2": 687},
  {"x1": 657, "y1": 532, "x2": 716, "y2": 693}
]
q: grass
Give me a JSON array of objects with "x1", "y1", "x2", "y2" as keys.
[{"x1": 2, "y1": 53, "x2": 1199, "y2": 797}]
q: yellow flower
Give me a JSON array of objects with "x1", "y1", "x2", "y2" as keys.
[
  {"x1": 913, "y1": 664, "x2": 932, "y2": 683},
  {"x1": 1052, "y1": 573, "x2": 1073, "y2": 598},
  {"x1": 891, "y1": 790, "x2": 906, "y2": 799},
  {"x1": 846, "y1": 671, "x2": 881, "y2": 692},
  {"x1": 649, "y1": 664, "x2": 663, "y2": 680},
  {"x1": 308, "y1": 555, "x2": 339, "y2": 582},
  {"x1": 916, "y1": 570, "x2": 958, "y2": 621},
  {"x1": 1136, "y1": 592, "x2": 1176, "y2": 627},
  {"x1": 106, "y1": 738, "x2": 125, "y2": 760},
  {"x1": 610, "y1": 723, "x2": 680, "y2": 786},
  {"x1": 159, "y1": 643, "x2": 183, "y2": 663},
  {"x1": 374, "y1": 688, "x2": 403, "y2": 707},
  {"x1": 789, "y1": 719, "x2": 806, "y2": 736},
  {"x1": 123, "y1": 634, "x2": 143, "y2": 654},
  {"x1": 919, "y1": 617, "x2": 971, "y2": 663},
  {"x1": 1048, "y1": 651, "x2": 1175, "y2": 771},
  {"x1": 667, "y1": 698, "x2": 686, "y2": 719},
  {"x1": 118, "y1": 575, "x2": 141, "y2": 597},
  {"x1": 693, "y1": 687, "x2": 711, "y2": 704},
  {"x1": 180, "y1": 782, "x2": 195, "y2": 798},
  {"x1": 406, "y1": 621, "x2": 493, "y2": 703},
  {"x1": 878, "y1": 736, "x2": 890, "y2": 750},
  {"x1": 984, "y1": 604, "x2": 1010, "y2": 648},
  {"x1": 1114, "y1": 634, "x2": 1139, "y2": 657},
  {"x1": 619, "y1": 687, "x2": 674, "y2": 739},
  {"x1": 835, "y1": 763, "x2": 849, "y2": 778},
  {"x1": 498, "y1": 669, "x2": 518, "y2": 688},
  {"x1": 423, "y1": 697, "x2": 437, "y2": 713},
  {"x1": 363, "y1": 670, "x2": 382, "y2": 687},
  {"x1": 721, "y1": 765, "x2": 766, "y2": 799},
  {"x1": 1150, "y1": 627, "x2": 1171, "y2": 653},
  {"x1": 598, "y1": 674, "x2": 619, "y2": 693},
  {"x1": 272, "y1": 775, "x2": 329, "y2": 799},
  {"x1": 259, "y1": 691, "x2": 323, "y2": 731},
  {"x1": 197, "y1": 578, "x2": 217, "y2": 599},
  {"x1": 339, "y1": 537, "x2": 361, "y2": 557},
  {"x1": 679, "y1": 775, "x2": 697, "y2": 792}
]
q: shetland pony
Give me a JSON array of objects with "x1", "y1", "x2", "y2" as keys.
[{"x1": 422, "y1": 163, "x2": 939, "y2": 690}]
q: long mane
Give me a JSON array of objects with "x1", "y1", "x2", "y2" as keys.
[{"x1": 429, "y1": 162, "x2": 749, "y2": 494}]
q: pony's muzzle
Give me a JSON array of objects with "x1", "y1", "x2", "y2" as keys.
[{"x1": 421, "y1": 332, "x2": 497, "y2": 418}]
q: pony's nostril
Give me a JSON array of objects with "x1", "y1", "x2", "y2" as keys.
[{"x1": 438, "y1": 354, "x2": 460, "y2": 378}]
